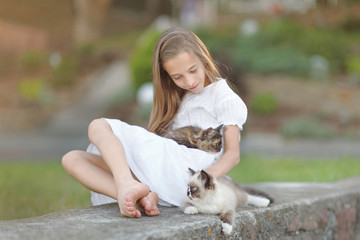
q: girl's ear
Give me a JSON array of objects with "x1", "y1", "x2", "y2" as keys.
[{"x1": 188, "y1": 168, "x2": 196, "y2": 176}]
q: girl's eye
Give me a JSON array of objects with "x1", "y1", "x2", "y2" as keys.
[{"x1": 190, "y1": 68, "x2": 197, "y2": 73}]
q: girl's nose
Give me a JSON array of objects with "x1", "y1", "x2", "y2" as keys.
[{"x1": 185, "y1": 75, "x2": 195, "y2": 88}]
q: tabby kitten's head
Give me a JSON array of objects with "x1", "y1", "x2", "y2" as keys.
[
  {"x1": 193, "y1": 124, "x2": 223, "y2": 153},
  {"x1": 186, "y1": 168, "x2": 216, "y2": 201}
]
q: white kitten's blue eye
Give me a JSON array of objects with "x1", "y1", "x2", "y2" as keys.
[{"x1": 192, "y1": 187, "x2": 197, "y2": 191}]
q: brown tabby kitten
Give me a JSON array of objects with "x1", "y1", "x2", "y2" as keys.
[{"x1": 162, "y1": 125, "x2": 223, "y2": 153}]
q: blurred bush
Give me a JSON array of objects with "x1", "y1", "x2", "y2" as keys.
[
  {"x1": 18, "y1": 78, "x2": 56, "y2": 107},
  {"x1": 235, "y1": 40, "x2": 310, "y2": 76},
  {"x1": 235, "y1": 20, "x2": 310, "y2": 76},
  {"x1": 345, "y1": 56, "x2": 360, "y2": 84},
  {"x1": 129, "y1": 30, "x2": 161, "y2": 90},
  {"x1": 126, "y1": 19, "x2": 358, "y2": 95},
  {"x1": 196, "y1": 28, "x2": 236, "y2": 56},
  {"x1": 297, "y1": 29, "x2": 348, "y2": 73},
  {"x1": 346, "y1": 56, "x2": 360, "y2": 74},
  {"x1": 250, "y1": 92, "x2": 278, "y2": 116},
  {"x1": 18, "y1": 78, "x2": 45, "y2": 103},
  {"x1": 21, "y1": 50, "x2": 48, "y2": 72},
  {"x1": 196, "y1": 18, "x2": 355, "y2": 78},
  {"x1": 49, "y1": 57, "x2": 78, "y2": 87},
  {"x1": 196, "y1": 28, "x2": 248, "y2": 96},
  {"x1": 281, "y1": 116, "x2": 338, "y2": 139},
  {"x1": 76, "y1": 43, "x2": 96, "y2": 58},
  {"x1": 341, "y1": 17, "x2": 360, "y2": 32}
]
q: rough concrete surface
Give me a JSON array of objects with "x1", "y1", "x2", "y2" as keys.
[{"x1": 1, "y1": 176, "x2": 359, "y2": 240}]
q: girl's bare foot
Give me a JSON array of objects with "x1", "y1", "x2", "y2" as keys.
[
  {"x1": 117, "y1": 181, "x2": 150, "y2": 218},
  {"x1": 138, "y1": 192, "x2": 160, "y2": 216}
]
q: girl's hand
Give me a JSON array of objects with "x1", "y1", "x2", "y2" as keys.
[{"x1": 206, "y1": 125, "x2": 240, "y2": 179}]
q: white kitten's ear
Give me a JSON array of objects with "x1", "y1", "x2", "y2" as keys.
[
  {"x1": 200, "y1": 170, "x2": 215, "y2": 190},
  {"x1": 188, "y1": 168, "x2": 196, "y2": 176}
]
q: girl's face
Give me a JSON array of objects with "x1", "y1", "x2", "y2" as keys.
[{"x1": 163, "y1": 51, "x2": 209, "y2": 94}]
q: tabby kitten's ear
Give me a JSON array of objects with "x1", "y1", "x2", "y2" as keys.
[
  {"x1": 203, "y1": 128, "x2": 212, "y2": 137},
  {"x1": 215, "y1": 124, "x2": 224, "y2": 132},
  {"x1": 200, "y1": 170, "x2": 215, "y2": 190},
  {"x1": 203, "y1": 124, "x2": 223, "y2": 137},
  {"x1": 188, "y1": 168, "x2": 196, "y2": 176}
]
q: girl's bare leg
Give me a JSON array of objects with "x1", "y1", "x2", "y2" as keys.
[
  {"x1": 63, "y1": 150, "x2": 117, "y2": 198},
  {"x1": 86, "y1": 151, "x2": 160, "y2": 216},
  {"x1": 62, "y1": 150, "x2": 160, "y2": 217},
  {"x1": 63, "y1": 118, "x2": 160, "y2": 217}
]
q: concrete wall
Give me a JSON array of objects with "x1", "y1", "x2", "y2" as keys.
[{"x1": 0, "y1": 176, "x2": 359, "y2": 240}]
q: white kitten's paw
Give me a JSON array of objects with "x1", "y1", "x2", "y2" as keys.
[
  {"x1": 221, "y1": 222, "x2": 233, "y2": 235},
  {"x1": 184, "y1": 206, "x2": 198, "y2": 215}
]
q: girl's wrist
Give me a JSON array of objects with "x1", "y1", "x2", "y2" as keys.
[{"x1": 205, "y1": 168, "x2": 220, "y2": 179}]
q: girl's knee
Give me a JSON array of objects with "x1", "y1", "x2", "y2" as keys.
[
  {"x1": 88, "y1": 118, "x2": 111, "y2": 144},
  {"x1": 62, "y1": 150, "x2": 82, "y2": 172}
]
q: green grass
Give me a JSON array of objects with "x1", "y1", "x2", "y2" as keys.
[
  {"x1": 0, "y1": 162, "x2": 91, "y2": 221},
  {"x1": 229, "y1": 156, "x2": 360, "y2": 183},
  {"x1": 1, "y1": 157, "x2": 359, "y2": 221}
]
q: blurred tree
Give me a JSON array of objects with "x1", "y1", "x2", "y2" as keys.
[{"x1": 73, "y1": 0, "x2": 113, "y2": 44}]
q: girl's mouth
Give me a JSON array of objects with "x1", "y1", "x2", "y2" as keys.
[{"x1": 189, "y1": 83, "x2": 199, "y2": 90}]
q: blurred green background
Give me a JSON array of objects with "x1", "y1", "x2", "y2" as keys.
[{"x1": 1, "y1": 0, "x2": 360, "y2": 220}]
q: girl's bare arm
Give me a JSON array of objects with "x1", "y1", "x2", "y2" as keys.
[{"x1": 205, "y1": 125, "x2": 240, "y2": 179}]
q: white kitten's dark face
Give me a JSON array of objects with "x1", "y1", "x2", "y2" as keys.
[{"x1": 186, "y1": 168, "x2": 215, "y2": 201}]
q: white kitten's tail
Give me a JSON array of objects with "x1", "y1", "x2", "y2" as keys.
[{"x1": 246, "y1": 194, "x2": 271, "y2": 207}]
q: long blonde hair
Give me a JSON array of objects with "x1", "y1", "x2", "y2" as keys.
[{"x1": 148, "y1": 27, "x2": 221, "y2": 135}]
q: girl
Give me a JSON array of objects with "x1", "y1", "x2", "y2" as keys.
[{"x1": 62, "y1": 27, "x2": 247, "y2": 218}]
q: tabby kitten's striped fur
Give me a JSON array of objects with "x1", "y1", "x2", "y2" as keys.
[{"x1": 162, "y1": 125, "x2": 223, "y2": 153}]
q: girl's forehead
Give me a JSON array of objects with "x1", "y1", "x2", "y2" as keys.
[{"x1": 163, "y1": 51, "x2": 201, "y2": 74}]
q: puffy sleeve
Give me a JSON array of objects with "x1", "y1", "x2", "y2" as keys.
[{"x1": 214, "y1": 82, "x2": 248, "y2": 130}]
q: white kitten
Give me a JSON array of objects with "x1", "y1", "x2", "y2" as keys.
[{"x1": 181, "y1": 168, "x2": 274, "y2": 235}]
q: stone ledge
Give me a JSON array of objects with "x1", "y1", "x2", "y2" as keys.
[{"x1": 1, "y1": 177, "x2": 360, "y2": 240}]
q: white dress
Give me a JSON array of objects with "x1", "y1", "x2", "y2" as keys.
[{"x1": 87, "y1": 78, "x2": 247, "y2": 207}]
